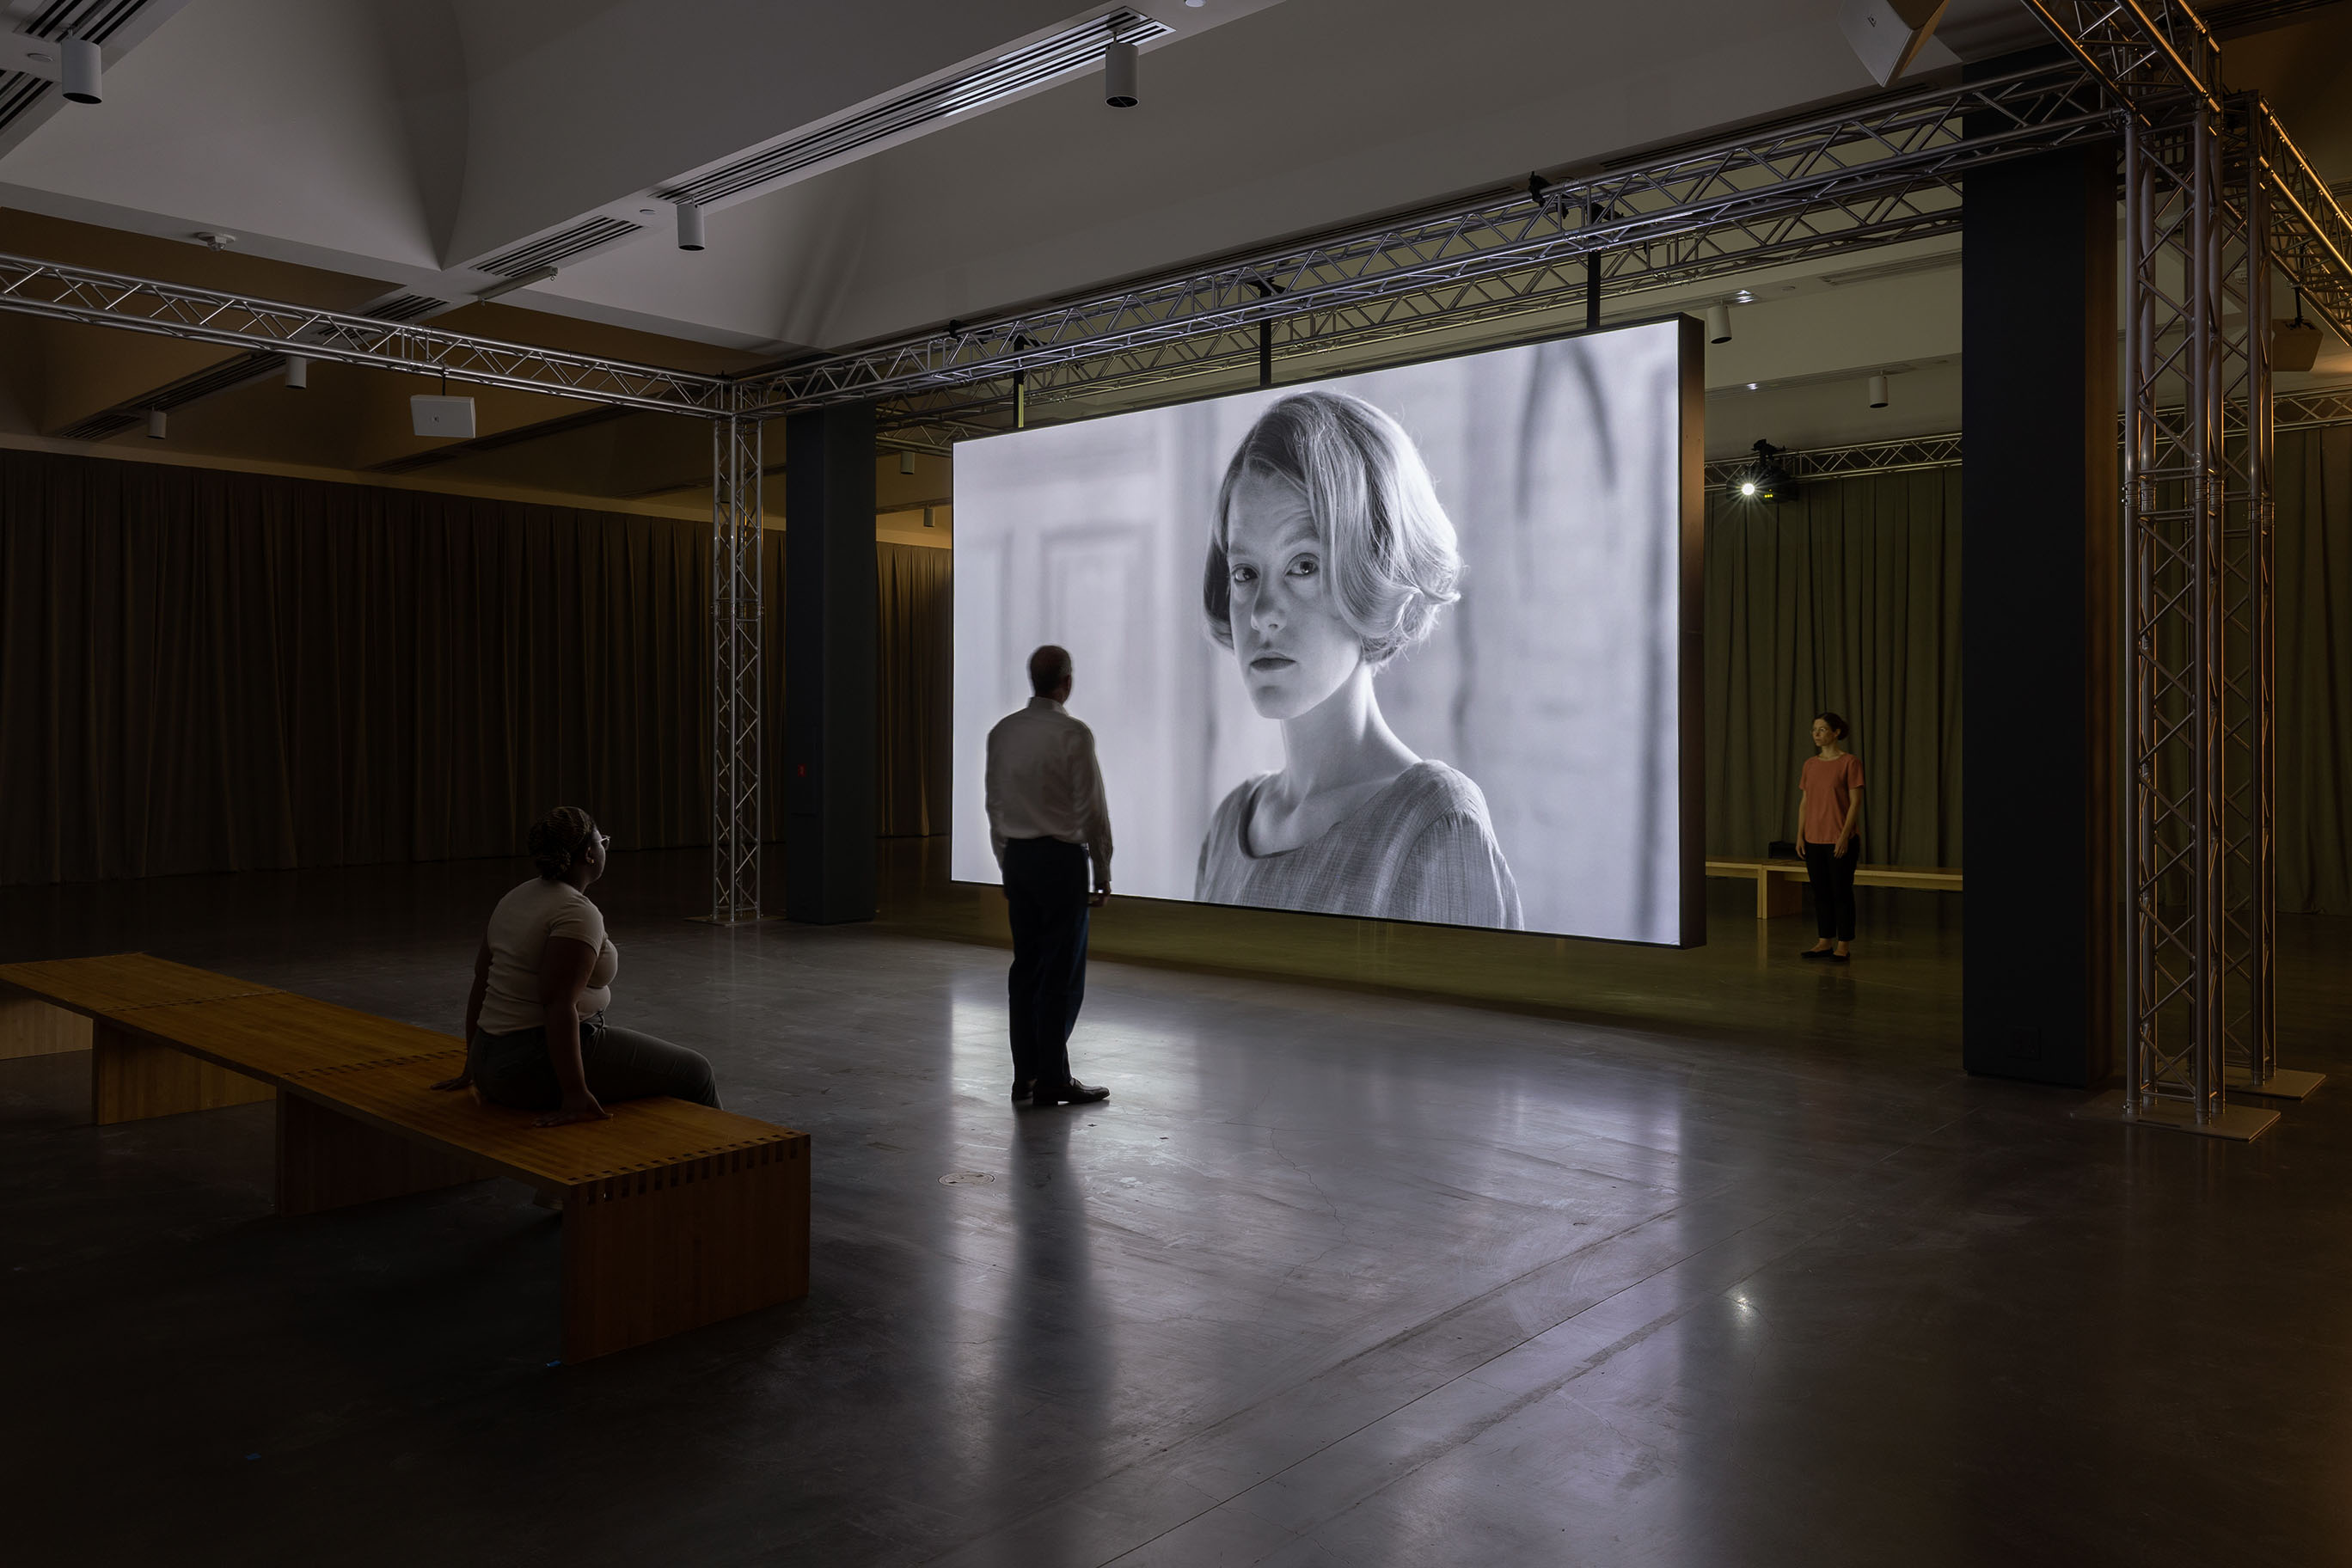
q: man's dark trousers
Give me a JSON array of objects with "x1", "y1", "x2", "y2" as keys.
[{"x1": 1003, "y1": 836, "x2": 1091, "y2": 1089}]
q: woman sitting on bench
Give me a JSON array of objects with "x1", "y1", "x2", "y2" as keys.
[{"x1": 433, "y1": 805, "x2": 721, "y2": 1126}]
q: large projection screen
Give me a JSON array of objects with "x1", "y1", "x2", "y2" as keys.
[{"x1": 952, "y1": 316, "x2": 1704, "y2": 946}]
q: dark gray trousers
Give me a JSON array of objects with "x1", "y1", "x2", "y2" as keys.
[
  {"x1": 471, "y1": 1017, "x2": 721, "y2": 1110},
  {"x1": 1002, "y1": 836, "x2": 1091, "y2": 1089}
]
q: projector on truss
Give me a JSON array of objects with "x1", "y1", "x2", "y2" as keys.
[{"x1": 1735, "y1": 438, "x2": 1798, "y2": 503}]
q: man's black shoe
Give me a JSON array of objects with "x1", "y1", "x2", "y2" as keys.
[
  {"x1": 1031, "y1": 1079, "x2": 1110, "y2": 1106},
  {"x1": 1009, "y1": 1080, "x2": 1032, "y2": 1103}
]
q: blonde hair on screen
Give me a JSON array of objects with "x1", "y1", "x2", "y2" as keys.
[{"x1": 1202, "y1": 389, "x2": 1462, "y2": 670}]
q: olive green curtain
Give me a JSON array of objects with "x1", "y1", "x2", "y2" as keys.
[
  {"x1": 0, "y1": 449, "x2": 952, "y2": 886},
  {"x1": 1704, "y1": 468, "x2": 1964, "y2": 869},
  {"x1": 1705, "y1": 436, "x2": 2352, "y2": 911},
  {"x1": 2277, "y1": 423, "x2": 2352, "y2": 913},
  {"x1": 0, "y1": 449, "x2": 712, "y2": 883},
  {"x1": 875, "y1": 542, "x2": 952, "y2": 836}
]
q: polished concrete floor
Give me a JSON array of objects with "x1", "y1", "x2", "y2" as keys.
[{"x1": 3, "y1": 848, "x2": 2350, "y2": 1566}]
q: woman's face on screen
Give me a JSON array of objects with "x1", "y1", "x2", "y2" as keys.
[{"x1": 1224, "y1": 472, "x2": 1363, "y2": 721}]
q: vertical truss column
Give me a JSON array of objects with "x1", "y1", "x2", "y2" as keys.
[
  {"x1": 2219, "y1": 99, "x2": 2268, "y2": 1093},
  {"x1": 2220, "y1": 101, "x2": 2316, "y2": 1099},
  {"x1": 2118, "y1": 99, "x2": 2281, "y2": 1136},
  {"x1": 711, "y1": 407, "x2": 763, "y2": 923},
  {"x1": 2121, "y1": 104, "x2": 2220, "y2": 1128}
]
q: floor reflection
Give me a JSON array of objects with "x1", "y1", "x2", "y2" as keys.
[{"x1": 991, "y1": 1106, "x2": 1112, "y2": 1553}]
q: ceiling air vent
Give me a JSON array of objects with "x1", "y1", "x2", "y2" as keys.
[
  {"x1": 364, "y1": 293, "x2": 447, "y2": 322},
  {"x1": 473, "y1": 216, "x2": 642, "y2": 278},
  {"x1": 663, "y1": 8, "x2": 1171, "y2": 208},
  {"x1": 1821, "y1": 253, "x2": 1962, "y2": 288}
]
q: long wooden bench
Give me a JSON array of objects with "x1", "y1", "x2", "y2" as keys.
[
  {"x1": 0, "y1": 953, "x2": 809, "y2": 1362},
  {"x1": 1705, "y1": 857, "x2": 1964, "y2": 920}
]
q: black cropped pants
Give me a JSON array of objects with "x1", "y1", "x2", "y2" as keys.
[{"x1": 1805, "y1": 839, "x2": 1859, "y2": 943}]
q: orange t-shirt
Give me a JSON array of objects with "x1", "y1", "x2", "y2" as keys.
[{"x1": 1801, "y1": 753, "x2": 1865, "y2": 845}]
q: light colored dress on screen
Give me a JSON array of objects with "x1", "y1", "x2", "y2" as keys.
[{"x1": 1195, "y1": 761, "x2": 1523, "y2": 928}]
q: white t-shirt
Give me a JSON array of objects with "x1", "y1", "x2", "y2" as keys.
[{"x1": 477, "y1": 878, "x2": 620, "y2": 1036}]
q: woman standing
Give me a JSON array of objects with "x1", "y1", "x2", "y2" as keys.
[
  {"x1": 1798, "y1": 713, "x2": 1865, "y2": 961},
  {"x1": 432, "y1": 805, "x2": 720, "y2": 1124}
]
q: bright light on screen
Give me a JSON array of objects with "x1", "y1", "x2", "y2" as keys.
[{"x1": 952, "y1": 318, "x2": 1700, "y2": 946}]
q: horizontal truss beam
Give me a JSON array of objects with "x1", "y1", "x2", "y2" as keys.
[
  {"x1": 0, "y1": 64, "x2": 2342, "y2": 436},
  {"x1": 741, "y1": 62, "x2": 2112, "y2": 417},
  {"x1": 0, "y1": 254, "x2": 731, "y2": 416},
  {"x1": 1700, "y1": 383, "x2": 2352, "y2": 489}
]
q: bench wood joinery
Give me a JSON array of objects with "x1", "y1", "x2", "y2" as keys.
[
  {"x1": 0, "y1": 953, "x2": 809, "y2": 1362},
  {"x1": 1704, "y1": 858, "x2": 1964, "y2": 920}
]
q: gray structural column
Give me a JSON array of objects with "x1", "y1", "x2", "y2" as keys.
[
  {"x1": 1960, "y1": 115, "x2": 2120, "y2": 1086},
  {"x1": 784, "y1": 404, "x2": 879, "y2": 923}
]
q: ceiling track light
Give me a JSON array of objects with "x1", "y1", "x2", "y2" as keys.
[
  {"x1": 1104, "y1": 39, "x2": 1138, "y2": 107},
  {"x1": 1705, "y1": 303, "x2": 1732, "y2": 345},
  {"x1": 60, "y1": 34, "x2": 101, "y2": 104},
  {"x1": 285, "y1": 355, "x2": 309, "y2": 390},
  {"x1": 1867, "y1": 372, "x2": 1890, "y2": 409},
  {"x1": 675, "y1": 200, "x2": 706, "y2": 252},
  {"x1": 897, "y1": 450, "x2": 917, "y2": 476},
  {"x1": 144, "y1": 407, "x2": 166, "y2": 440}
]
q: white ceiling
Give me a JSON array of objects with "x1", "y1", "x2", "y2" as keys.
[
  {"x1": 0, "y1": 0, "x2": 2343, "y2": 461},
  {"x1": 0, "y1": 0, "x2": 2043, "y2": 353}
]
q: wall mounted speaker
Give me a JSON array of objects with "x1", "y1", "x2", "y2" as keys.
[
  {"x1": 411, "y1": 395, "x2": 477, "y2": 439},
  {"x1": 2275, "y1": 317, "x2": 2324, "y2": 373},
  {"x1": 1839, "y1": 0, "x2": 1951, "y2": 86}
]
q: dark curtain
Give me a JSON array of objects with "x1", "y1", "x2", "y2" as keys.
[
  {"x1": 0, "y1": 449, "x2": 710, "y2": 884},
  {"x1": 0, "y1": 449, "x2": 954, "y2": 888},
  {"x1": 875, "y1": 542, "x2": 952, "y2": 836},
  {"x1": 1704, "y1": 467, "x2": 1964, "y2": 869},
  {"x1": 2277, "y1": 424, "x2": 2352, "y2": 913}
]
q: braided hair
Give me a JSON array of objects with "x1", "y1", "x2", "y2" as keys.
[{"x1": 527, "y1": 805, "x2": 597, "y2": 881}]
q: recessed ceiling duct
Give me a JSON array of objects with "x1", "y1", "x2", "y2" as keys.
[{"x1": 472, "y1": 216, "x2": 643, "y2": 279}]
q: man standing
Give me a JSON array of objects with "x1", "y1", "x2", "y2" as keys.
[{"x1": 985, "y1": 645, "x2": 1114, "y2": 1107}]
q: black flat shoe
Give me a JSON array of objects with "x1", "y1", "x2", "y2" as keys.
[
  {"x1": 1829, "y1": 952, "x2": 1851, "y2": 963},
  {"x1": 1801, "y1": 948, "x2": 1835, "y2": 960},
  {"x1": 1032, "y1": 1079, "x2": 1110, "y2": 1106},
  {"x1": 1008, "y1": 1081, "x2": 1032, "y2": 1103}
]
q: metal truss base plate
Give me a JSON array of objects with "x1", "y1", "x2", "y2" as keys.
[
  {"x1": 2226, "y1": 1067, "x2": 2327, "y2": 1102},
  {"x1": 687, "y1": 914, "x2": 776, "y2": 927},
  {"x1": 2073, "y1": 1090, "x2": 2280, "y2": 1142}
]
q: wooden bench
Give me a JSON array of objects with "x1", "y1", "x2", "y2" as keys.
[
  {"x1": 1705, "y1": 858, "x2": 1964, "y2": 920},
  {"x1": 0, "y1": 953, "x2": 809, "y2": 1362}
]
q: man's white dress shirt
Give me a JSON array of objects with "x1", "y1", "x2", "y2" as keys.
[{"x1": 984, "y1": 696, "x2": 1114, "y2": 884}]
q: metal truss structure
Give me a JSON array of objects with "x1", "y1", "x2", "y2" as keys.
[
  {"x1": 3, "y1": 13, "x2": 2350, "y2": 940},
  {"x1": 740, "y1": 61, "x2": 2116, "y2": 429},
  {"x1": 1703, "y1": 432, "x2": 1965, "y2": 491},
  {"x1": 2021, "y1": 0, "x2": 2320, "y2": 1133},
  {"x1": 709, "y1": 410, "x2": 763, "y2": 924},
  {"x1": 0, "y1": 254, "x2": 732, "y2": 415},
  {"x1": 2276, "y1": 382, "x2": 2352, "y2": 429},
  {"x1": 1700, "y1": 380, "x2": 2352, "y2": 493}
]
